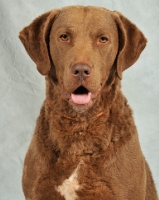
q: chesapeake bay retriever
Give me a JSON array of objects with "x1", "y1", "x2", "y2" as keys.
[{"x1": 19, "y1": 5, "x2": 158, "y2": 200}]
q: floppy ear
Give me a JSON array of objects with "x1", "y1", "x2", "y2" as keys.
[
  {"x1": 19, "y1": 9, "x2": 59, "y2": 75},
  {"x1": 113, "y1": 11, "x2": 147, "y2": 79}
]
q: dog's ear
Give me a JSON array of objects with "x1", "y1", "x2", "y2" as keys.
[
  {"x1": 19, "y1": 10, "x2": 59, "y2": 75},
  {"x1": 113, "y1": 11, "x2": 147, "y2": 79}
]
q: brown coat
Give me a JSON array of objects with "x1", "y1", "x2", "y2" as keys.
[{"x1": 19, "y1": 6, "x2": 158, "y2": 200}]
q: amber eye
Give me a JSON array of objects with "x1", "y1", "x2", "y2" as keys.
[
  {"x1": 99, "y1": 36, "x2": 108, "y2": 43},
  {"x1": 59, "y1": 34, "x2": 69, "y2": 42}
]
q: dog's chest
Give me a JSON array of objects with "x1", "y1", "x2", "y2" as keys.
[{"x1": 55, "y1": 161, "x2": 83, "y2": 200}]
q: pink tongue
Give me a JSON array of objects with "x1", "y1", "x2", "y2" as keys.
[{"x1": 71, "y1": 92, "x2": 91, "y2": 104}]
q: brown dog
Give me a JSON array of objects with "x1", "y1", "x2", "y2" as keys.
[{"x1": 19, "y1": 5, "x2": 158, "y2": 200}]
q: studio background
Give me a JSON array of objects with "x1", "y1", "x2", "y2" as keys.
[{"x1": 0, "y1": 0, "x2": 158, "y2": 199}]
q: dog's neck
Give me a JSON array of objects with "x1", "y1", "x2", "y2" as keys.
[{"x1": 43, "y1": 76, "x2": 134, "y2": 159}]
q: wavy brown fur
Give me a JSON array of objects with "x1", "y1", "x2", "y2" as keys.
[{"x1": 19, "y1": 5, "x2": 158, "y2": 200}]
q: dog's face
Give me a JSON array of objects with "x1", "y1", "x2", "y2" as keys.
[
  {"x1": 49, "y1": 7, "x2": 118, "y2": 112},
  {"x1": 19, "y1": 6, "x2": 147, "y2": 113}
]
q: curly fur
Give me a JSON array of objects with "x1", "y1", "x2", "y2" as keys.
[{"x1": 19, "y1": 5, "x2": 158, "y2": 200}]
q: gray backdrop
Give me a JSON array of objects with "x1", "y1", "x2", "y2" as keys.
[{"x1": 0, "y1": 0, "x2": 158, "y2": 199}]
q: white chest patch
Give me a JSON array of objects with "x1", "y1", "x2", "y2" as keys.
[{"x1": 55, "y1": 161, "x2": 83, "y2": 200}]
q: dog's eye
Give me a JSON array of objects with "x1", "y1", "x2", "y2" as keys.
[
  {"x1": 59, "y1": 34, "x2": 69, "y2": 42},
  {"x1": 99, "y1": 36, "x2": 108, "y2": 43}
]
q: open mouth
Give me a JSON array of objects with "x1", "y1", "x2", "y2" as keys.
[
  {"x1": 63, "y1": 84, "x2": 102, "y2": 112},
  {"x1": 71, "y1": 86, "x2": 91, "y2": 105}
]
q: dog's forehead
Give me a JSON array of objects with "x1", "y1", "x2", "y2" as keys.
[{"x1": 53, "y1": 6, "x2": 116, "y2": 31}]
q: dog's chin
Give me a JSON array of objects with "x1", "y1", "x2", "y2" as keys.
[
  {"x1": 64, "y1": 85, "x2": 101, "y2": 113},
  {"x1": 71, "y1": 103, "x2": 91, "y2": 113},
  {"x1": 69, "y1": 97, "x2": 93, "y2": 113}
]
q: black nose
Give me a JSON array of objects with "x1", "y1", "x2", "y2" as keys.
[{"x1": 71, "y1": 64, "x2": 92, "y2": 80}]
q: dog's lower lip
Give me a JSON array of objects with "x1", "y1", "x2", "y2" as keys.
[{"x1": 71, "y1": 92, "x2": 91, "y2": 105}]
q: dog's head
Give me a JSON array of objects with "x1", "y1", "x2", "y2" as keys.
[{"x1": 19, "y1": 6, "x2": 147, "y2": 113}]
